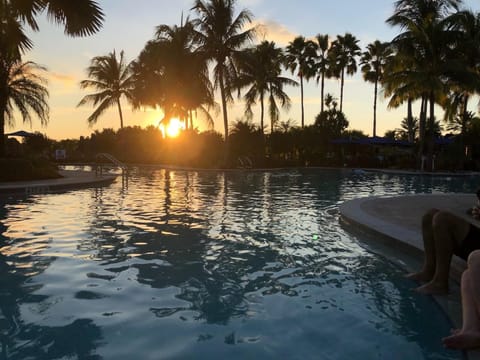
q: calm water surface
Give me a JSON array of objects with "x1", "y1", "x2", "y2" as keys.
[{"x1": 0, "y1": 168, "x2": 477, "y2": 359}]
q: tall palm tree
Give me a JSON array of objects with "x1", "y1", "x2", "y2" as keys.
[
  {"x1": 0, "y1": 0, "x2": 103, "y2": 60},
  {"x1": 192, "y1": 0, "x2": 255, "y2": 146},
  {"x1": 132, "y1": 20, "x2": 215, "y2": 130},
  {"x1": 236, "y1": 41, "x2": 297, "y2": 134},
  {"x1": 329, "y1": 33, "x2": 361, "y2": 113},
  {"x1": 285, "y1": 36, "x2": 317, "y2": 128},
  {"x1": 0, "y1": 60, "x2": 49, "y2": 156},
  {"x1": 360, "y1": 40, "x2": 393, "y2": 137},
  {"x1": 0, "y1": 3, "x2": 32, "y2": 61},
  {"x1": 386, "y1": 0, "x2": 461, "y2": 170},
  {"x1": 0, "y1": 0, "x2": 103, "y2": 156},
  {"x1": 78, "y1": 50, "x2": 135, "y2": 129},
  {"x1": 8, "y1": 0, "x2": 103, "y2": 35},
  {"x1": 444, "y1": 10, "x2": 480, "y2": 137},
  {"x1": 398, "y1": 116, "x2": 419, "y2": 142},
  {"x1": 446, "y1": 110, "x2": 479, "y2": 134},
  {"x1": 314, "y1": 34, "x2": 331, "y2": 114}
]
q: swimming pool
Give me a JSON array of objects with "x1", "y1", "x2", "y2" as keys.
[{"x1": 0, "y1": 168, "x2": 476, "y2": 359}]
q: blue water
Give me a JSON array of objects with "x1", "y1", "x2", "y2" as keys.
[{"x1": 0, "y1": 168, "x2": 477, "y2": 360}]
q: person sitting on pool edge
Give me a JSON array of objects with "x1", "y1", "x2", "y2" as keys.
[
  {"x1": 442, "y1": 249, "x2": 480, "y2": 350},
  {"x1": 407, "y1": 190, "x2": 480, "y2": 295}
]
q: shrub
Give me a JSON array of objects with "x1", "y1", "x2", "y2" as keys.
[{"x1": 0, "y1": 158, "x2": 60, "y2": 181}]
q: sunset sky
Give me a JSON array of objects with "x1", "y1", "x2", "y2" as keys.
[{"x1": 15, "y1": 0, "x2": 480, "y2": 140}]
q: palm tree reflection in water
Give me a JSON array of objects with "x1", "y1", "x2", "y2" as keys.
[{"x1": 0, "y1": 169, "x2": 472, "y2": 358}]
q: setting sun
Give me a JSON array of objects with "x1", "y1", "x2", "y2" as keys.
[{"x1": 162, "y1": 117, "x2": 185, "y2": 138}]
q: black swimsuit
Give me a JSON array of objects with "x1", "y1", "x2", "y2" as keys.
[{"x1": 455, "y1": 224, "x2": 480, "y2": 261}]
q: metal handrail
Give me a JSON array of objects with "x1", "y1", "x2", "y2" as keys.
[{"x1": 95, "y1": 153, "x2": 127, "y2": 176}]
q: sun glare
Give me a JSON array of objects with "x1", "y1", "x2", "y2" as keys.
[{"x1": 162, "y1": 117, "x2": 184, "y2": 138}]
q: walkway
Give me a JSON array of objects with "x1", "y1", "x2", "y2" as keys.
[{"x1": 0, "y1": 170, "x2": 117, "y2": 195}]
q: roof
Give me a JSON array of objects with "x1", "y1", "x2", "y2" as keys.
[{"x1": 6, "y1": 130, "x2": 35, "y2": 137}]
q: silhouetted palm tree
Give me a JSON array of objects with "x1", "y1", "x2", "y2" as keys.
[
  {"x1": 192, "y1": 0, "x2": 255, "y2": 145},
  {"x1": 397, "y1": 116, "x2": 419, "y2": 142},
  {"x1": 133, "y1": 20, "x2": 215, "y2": 130},
  {"x1": 444, "y1": 10, "x2": 480, "y2": 136},
  {"x1": 0, "y1": 0, "x2": 104, "y2": 155},
  {"x1": 78, "y1": 50, "x2": 135, "y2": 129},
  {"x1": 0, "y1": 60, "x2": 49, "y2": 155},
  {"x1": 229, "y1": 119, "x2": 263, "y2": 163},
  {"x1": 0, "y1": 4, "x2": 32, "y2": 60},
  {"x1": 0, "y1": 0, "x2": 103, "y2": 62},
  {"x1": 386, "y1": 0, "x2": 461, "y2": 169},
  {"x1": 314, "y1": 34, "x2": 331, "y2": 114},
  {"x1": 236, "y1": 41, "x2": 297, "y2": 134},
  {"x1": 329, "y1": 33, "x2": 361, "y2": 113},
  {"x1": 446, "y1": 110, "x2": 479, "y2": 134},
  {"x1": 360, "y1": 40, "x2": 393, "y2": 137},
  {"x1": 285, "y1": 36, "x2": 317, "y2": 128},
  {"x1": 314, "y1": 93, "x2": 348, "y2": 138},
  {"x1": 8, "y1": 0, "x2": 104, "y2": 36}
]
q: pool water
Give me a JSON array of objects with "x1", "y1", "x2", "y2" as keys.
[{"x1": 0, "y1": 168, "x2": 476, "y2": 359}]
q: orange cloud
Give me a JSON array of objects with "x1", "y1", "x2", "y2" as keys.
[
  {"x1": 251, "y1": 19, "x2": 298, "y2": 46},
  {"x1": 47, "y1": 72, "x2": 77, "y2": 87}
]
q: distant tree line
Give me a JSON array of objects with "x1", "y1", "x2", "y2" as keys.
[{"x1": 10, "y1": 110, "x2": 480, "y2": 171}]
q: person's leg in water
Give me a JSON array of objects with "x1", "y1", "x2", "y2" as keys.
[
  {"x1": 406, "y1": 209, "x2": 439, "y2": 282},
  {"x1": 408, "y1": 210, "x2": 470, "y2": 295},
  {"x1": 443, "y1": 250, "x2": 480, "y2": 350}
]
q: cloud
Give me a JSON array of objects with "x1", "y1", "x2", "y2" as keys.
[
  {"x1": 238, "y1": 0, "x2": 263, "y2": 6},
  {"x1": 46, "y1": 71, "x2": 81, "y2": 96},
  {"x1": 251, "y1": 19, "x2": 298, "y2": 46},
  {"x1": 47, "y1": 72, "x2": 77, "y2": 86}
]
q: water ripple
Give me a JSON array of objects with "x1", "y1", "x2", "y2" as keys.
[{"x1": 0, "y1": 168, "x2": 474, "y2": 359}]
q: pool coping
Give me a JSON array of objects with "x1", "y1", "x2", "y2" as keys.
[
  {"x1": 0, "y1": 170, "x2": 117, "y2": 196},
  {"x1": 340, "y1": 194, "x2": 479, "y2": 359}
]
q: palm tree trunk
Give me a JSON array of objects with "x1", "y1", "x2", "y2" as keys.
[
  {"x1": 0, "y1": 90, "x2": 6, "y2": 157},
  {"x1": 407, "y1": 97, "x2": 413, "y2": 143},
  {"x1": 340, "y1": 69, "x2": 345, "y2": 113},
  {"x1": 260, "y1": 93, "x2": 265, "y2": 135},
  {"x1": 219, "y1": 69, "x2": 229, "y2": 160},
  {"x1": 418, "y1": 95, "x2": 427, "y2": 170},
  {"x1": 373, "y1": 79, "x2": 378, "y2": 137},
  {"x1": 321, "y1": 72, "x2": 325, "y2": 114},
  {"x1": 427, "y1": 91, "x2": 435, "y2": 171},
  {"x1": 117, "y1": 99, "x2": 124, "y2": 128},
  {"x1": 0, "y1": 111, "x2": 5, "y2": 158},
  {"x1": 457, "y1": 95, "x2": 469, "y2": 169},
  {"x1": 461, "y1": 94, "x2": 469, "y2": 139},
  {"x1": 300, "y1": 74, "x2": 304, "y2": 128}
]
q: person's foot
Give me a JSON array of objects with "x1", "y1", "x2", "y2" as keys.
[
  {"x1": 442, "y1": 330, "x2": 480, "y2": 350},
  {"x1": 448, "y1": 328, "x2": 461, "y2": 336},
  {"x1": 414, "y1": 281, "x2": 449, "y2": 295},
  {"x1": 405, "y1": 271, "x2": 433, "y2": 283}
]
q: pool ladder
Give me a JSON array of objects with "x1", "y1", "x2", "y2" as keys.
[{"x1": 95, "y1": 153, "x2": 128, "y2": 176}]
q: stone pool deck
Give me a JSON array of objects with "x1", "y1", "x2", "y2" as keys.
[
  {"x1": 340, "y1": 193, "x2": 478, "y2": 280},
  {"x1": 0, "y1": 169, "x2": 117, "y2": 195}
]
